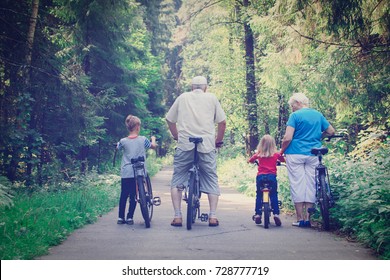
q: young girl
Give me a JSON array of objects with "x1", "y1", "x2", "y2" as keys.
[
  {"x1": 248, "y1": 135, "x2": 285, "y2": 226},
  {"x1": 116, "y1": 115, "x2": 157, "y2": 225}
]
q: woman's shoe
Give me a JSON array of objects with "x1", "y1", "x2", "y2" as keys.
[
  {"x1": 117, "y1": 218, "x2": 125, "y2": 224},
  {"x1": 292, "y1": 220, "x2": 305, "y2": 227}
]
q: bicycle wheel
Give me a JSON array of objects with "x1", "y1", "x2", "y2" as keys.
[
  {"x1": 318, "y1": 173, "x2": 330, "y2": 230},
  {"x1": 186, "y1": 171, "x2": 197, "y2": 230},
  {"x1": 145, "y1": 175, "x2": 154, "y2": 222},
  {"x1": 137, "y1": 176, "x2": 151, "y2": 228},
  {"x1": 263, "y1": 203, "x2": 270, "y2": 229}
]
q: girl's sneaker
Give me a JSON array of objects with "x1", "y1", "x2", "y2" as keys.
[
  {"x1": 117, "y1": 218, "x2": 125, "y2": 224},
  {"x1": 273, "y1": 215, "x2": 282, "y2": 226},
  {"x1": 253, "y1": 214, "x2": 262, "y2": 225}
]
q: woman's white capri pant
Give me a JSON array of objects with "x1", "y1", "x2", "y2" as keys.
[{"x1": 286, "y1": 154, "x2": 319, "y2": 203}]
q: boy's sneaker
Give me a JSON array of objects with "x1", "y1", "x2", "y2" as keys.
[
  {"x1": 304, "y1": 220, "x2": 311, "y2": 228},
  {"x1": 253, "y1": 214, "x2": 262, "y2": 225},
  {"x1": 292, "y1": 220, "x2": 305, "y2": 227},
  {"x1": 117, "y1": 218, "x2": 125, "y2": 224},
  {"x1": 126, "y1": 218, "x2": 134, "y2": 225},
  {"x1": 273, "y1": 215, "x2": 282, "y2": 226}
]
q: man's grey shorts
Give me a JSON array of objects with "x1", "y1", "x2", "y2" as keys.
[{"x1": 171, "y1": 148, "x2": 220, "y2": 196}]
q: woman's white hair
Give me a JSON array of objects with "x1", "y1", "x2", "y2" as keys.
[{"x1": 288, "y1": 92, "x2": 309, "y2": 106}]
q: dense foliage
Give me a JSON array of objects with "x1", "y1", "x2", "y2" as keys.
[
  {"x1": 0, "y1": 171, "x2": 121, "y2": 259},
  {"x1": 0, "y1": 153, "x2": 162, "y2": 259},
  {"x1": 0, "y1": 0, "x2": 175, "y2": 190},
  {"x1": 330, "y1": 148, "x2": 390, "y2": 259},
  {"x1": 218, "y1": 140, "x2": 389, "y2": 259}
]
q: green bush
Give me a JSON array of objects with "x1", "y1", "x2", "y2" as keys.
[
  {"x1": 0, "y1": 173, "x2": 121, "y2": 259},
  {"x1": 0, "y1": 176, "x2": 14, "y2": 208},
  {"x1": 0, "y1": 154, "x2": 165, "y2": 260},
  {"x1": 329, "y1": 147, "x2": 390, "y2": 259},
  {"x1": 218, "y1": 147, "x2": 389, "y2": 259}
]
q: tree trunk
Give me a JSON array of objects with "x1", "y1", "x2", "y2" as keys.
[
  {"x1": 242, "y1": 0, "x2": 258, "y2": 155},
  {"x1": 25, "y1": 0, "x2": 40, "y2": 184},
  {"x1": 26, "y1": 0, "x2": 39, "y2": 67},
  {"x1": 276, "y1": 90, "x2": 289, "y2": 147}
]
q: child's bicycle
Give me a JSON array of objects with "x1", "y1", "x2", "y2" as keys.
[
  {"x1": 184, "y1": 137, "x2": 209, "y2": 230},
  {"x1": 131, "y1": 156, "x2": 161, "y2": 228},
  {"x1": 253, "y1": 179, "x2": 282, "y2": 229},
  {"x1": 252, "y1": 162, "x2": 283, "y2": 229},
  {"x1": 308, "y1": 134, "x2": 343, "y2": 230}
]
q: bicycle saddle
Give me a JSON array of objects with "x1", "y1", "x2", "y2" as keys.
[
  {"x1": 131, "y1": 156, "x2": 145, "y2": 164},
  {"x1": 189, "y1": 137, "x2": 203, "y2": 144},
  {"x1": 311, "y1": 147, "x2": 329, "y2": 156},
  {"x1": 259, "y1": 179, "x2": 273, "y2": 189}
]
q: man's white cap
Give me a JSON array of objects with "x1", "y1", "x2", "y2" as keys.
[{"x1": 191, "y1": 76, "x2": 207, "y2": 85}]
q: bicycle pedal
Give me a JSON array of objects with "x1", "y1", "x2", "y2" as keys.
[
  {"x1": 200, "y1": 213, "x2": 209, "y2": 222},
  {"x1": 153, "y1": 197, "x2": 161, "y2": 206}
]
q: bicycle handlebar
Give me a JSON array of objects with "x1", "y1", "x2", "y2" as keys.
[{"x1": 324, "y1": 134, "x2": 344, "y2": 142}]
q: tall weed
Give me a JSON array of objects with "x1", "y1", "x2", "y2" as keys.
[
  {"x1": 0, "y1": 173, "x2": 120, "y2": 259},
  {"x1": 329, "y1": 148, "x2": 390, "y2": 259},
  {"x1": 0, "y1": 176, "x2": 14, "y2": 208},
  {"x1": 217, "y1": 149, "x2": 389, "y2": 259},
  {"x1": 0, "y1": 154, "x2": 165, "y2": 259}
]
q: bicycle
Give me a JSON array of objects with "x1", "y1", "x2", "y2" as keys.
[
  {"x1": 184, "y1": 137, "x2": 209, "y2": 230},
  {"x1": 252, "y1": 162, "x2": 283, "y2": 229},
  {"x1": 131, "y1": 156, "x2": 161, "y2": 228},
  {"x1": 308, "y1": 134, "x2": 343, "y2": 230}
]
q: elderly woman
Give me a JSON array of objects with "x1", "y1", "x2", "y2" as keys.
[{"x1": 280, "y1": 92, "x2": 335, "y2": 227}]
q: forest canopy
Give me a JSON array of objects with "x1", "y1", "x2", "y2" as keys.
[{"x1": 0, "y1": 0, "x2": 388, "y2": 187}]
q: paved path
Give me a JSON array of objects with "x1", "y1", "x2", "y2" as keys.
[{"x1": 38, "y1": 166, "x2": 377, "y2": 260}]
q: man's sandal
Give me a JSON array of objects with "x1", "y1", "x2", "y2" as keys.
[
  {"x1": 209, "y1": 218, "x2": 219, "y2": 227},
  {"x1": 170, "y1": 217, "x2": 182, "y2": 227}
]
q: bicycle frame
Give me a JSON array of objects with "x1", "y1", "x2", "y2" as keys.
[
  {"x1": 260, "y1": 180, "x2": 271, "y2": 229},
  {"x1": 131, "y1": 156, "x2": 161, "y2": 228},
  {"x1": 310, "y1": 138, "x2": 341, "y2": 230},
  {"x1": 252, "y1": 160, "x2": 283, "y2": 229},
  {"x1": 184, "y1": 137, "x2": 208, "y2": 230}
]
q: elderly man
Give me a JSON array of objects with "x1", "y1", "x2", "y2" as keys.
[{"x1": 166, "y1": 76, "x2": 226, "y2": 227}]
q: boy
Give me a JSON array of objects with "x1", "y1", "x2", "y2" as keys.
[{"x1": 116, "y1": 115, "x2": 157, "y2": 225}]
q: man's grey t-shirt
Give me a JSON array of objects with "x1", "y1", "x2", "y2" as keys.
[{"x1": 117, "y1": 136, "x2": 151, "y2": 178}]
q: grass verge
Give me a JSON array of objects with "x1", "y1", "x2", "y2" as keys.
[
  {"x1": 0, "y1": 173, "x2": 120, "y2": 259},
  {"x1": 0, "y1": 154, "x2": 164, "y2": 260}
]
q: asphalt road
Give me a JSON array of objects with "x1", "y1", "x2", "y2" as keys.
[{"x1": 38, "y1": 166, "x2": 377, "y2": 260}]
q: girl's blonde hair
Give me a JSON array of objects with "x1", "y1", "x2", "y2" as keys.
[
  {"x1": 256, "y1": 134, "x2": 277, "y2": 158},
  {"x1": 125, "y1": 115, "x2": 141, "y2": 132}
]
